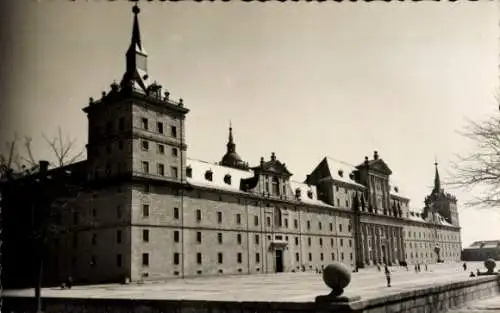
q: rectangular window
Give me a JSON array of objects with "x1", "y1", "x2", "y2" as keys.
[
  {"x1": 143, "y1": 229, "x2": 149, "y2": 242},
  {"x1": 331, "y1": 253, "x2": 335, "y2": 260},
  {"x1": 255, "y1": 234, "x2": 260, "y2": 244},
  {"x1": 319, "y1": 238, "x2": 323, "y2": 246},
  {"x1": 217, "y1": 211, "x2": 222, "y2": 224},
  {"x1": 144, "y1": 184, "x2": 150, "y2": 193},
  {"x1": 157, "y1": 122, "x2": 164, "y2": 134},
  {"x1": 320, "y1": 253, "x2": 324, "y2": 261},
  {"x1": 308, "y1": 237, "x2": 311, "y2": 246},
  {"x1": 116, "y1": 230, "x2": 122, "y2": 244},
  {"x1": 237, "y1": 233, "x2": 242, "y2": 244},
  {"x1": 174, "y1": 207, "x2": 179, "y2": 219},
  {"x1": 141, "y1": 140, "x2": 149, "y2": 151},
  {"x1": 341, "y1": 252, "x2": 344, "y2": 260},
  {"x1": 256, "y1": 253, "x2": 260, "y2": 263},
  {"x1": 318, "y1": 222, "x2": 322, "y2": 230},
  {"x1": 142, "y1": 253, "x2": 149, "y2": 266},
  {"x1": 171, "y1": 126, "x2": 177, "y2": 137},
  {"x1": 171, "y1": 166, "x2": 178, "y2": 178},
  {"x1": 284, "y1": 218, "x2": 288, "y2": 228},
  {"x1": 294, "y1": 219, "x2": 298, "y2": 228},
  {"x1": 349, "y1": 239, "x2": 352, "y2": 247},
  {"x1": 308, "y1": 253, "x2": 312, "y2": 262},
  {"x1": 237, "y1": 253, "x2": 242, "y2": 264},
  {"x1": 196, "y1": 209, "x2": 201, "y2": 221},
  {"x1": 186, "y1": 167, "x2": 192, "y2": 178},
  {"x1": 158, "y1": 163, "x2": 165, "y2": 176},
  {"x1": 142, "y1": 161, "x2": 149, "y2": 174},
  {"x1": 296, "y1": 253, "x2": 299, "y2": 262},
  {"x1": 91, "y1": 233, "x2": 97, "y2": 245},
  {"x1": 116, "y1": 254, "x2": 122, "y2": 267},
  {"x1": 254, "y1": 216, "x2": 259, "y2": 226},
  {"x1": 339, "y1": 224, "x2": 343, "y2": 232},
  {"x1": 172, "y1": 147, "x2": 178, "y2": 157},
  {"x1": 267, "y1": 216, "x2": 271, "y2": 226},
  {"x1": 174, "y1": 230, "x2": 179, "y2": 243},
  {"x1": 218, "y1": 233, "x2": 223, "y2": 244},
  {"x1": 142, "y1": 118, "x2": 148, "y2": 130},
  {"x1": 340, "y1": 239, "x2": 344, "y2": 247},
  {"x1": 295, "y1": 237, "x2": 299, "y2": 245},
  {"x1": 142, "y1": 204, "x2": 150, "y2": 217},
  {"x1": 196, "y1": 231, "x2": 202, "y2": 243},
  {"x1": 158, "y1": 144, "x2": 165, "y2": 154},
  {"x1": 197, "y1": 253, "x2": 202, "y2": 264},
  {"x1": 236, "y1": 214, "x2": 241, "y2": 225},
  {"x1": 173, "y1": 253, "x2": 180, "y2": 265},
  {"x1": 307, "y1": 220, "x2": 311, "y2": 229},
  {"x1": 218, "y1": 252, "x2": 223, "y2": 264},
  {"x1": 331, "y1": 238, "x2": 334, "y2": 247}
]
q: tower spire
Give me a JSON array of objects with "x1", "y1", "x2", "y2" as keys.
[
  {"x1": 227, "y1": 121, "x2": 235, "y2": 153},
  {"x1": 433, "y1": 159, "x2": 441, "y2": 194},
  {"x1": 120, "y1": 4, "x2": 149, "y2": 92}
]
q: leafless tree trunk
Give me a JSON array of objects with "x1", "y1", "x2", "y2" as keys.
[{"x1": 450, "y1": 113, "x2": 500, "y2": 208}]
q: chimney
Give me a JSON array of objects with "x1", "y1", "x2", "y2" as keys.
[
  {"x1": 39, "y1": 160, "x2": 49, "y2": 174},
  {"x1": 260, "y1": 157, "x2": 264, "y2": 166},
  {"x1": 364, "y1": 156, "x2": 369, "y2": 165},
  {"x1": 373, "y1": 150, "x2": 379, "y2": 160},
  {"x1": 271, "y1": 152, "x2": 276, "y2": 161}
]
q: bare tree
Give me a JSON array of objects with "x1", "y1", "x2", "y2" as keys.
[
  {"x1": 42, "y1": 127, "x2": 84, "y2": 168},
  {"x1": 450, "y1": 113, "x2": 500, "y2": 208},
  {"x1": 0, "y1": 127, "x2": 84, "y2": 177},
  {"x1": 0, "y1": 128, "x2": 85, "y2": 313}
]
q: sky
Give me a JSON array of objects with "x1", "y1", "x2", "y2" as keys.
[{"x1": 0, "y1": 1, "x2": 498, "y2": 247}]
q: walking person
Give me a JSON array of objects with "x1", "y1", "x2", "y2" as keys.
[
  {"x1": 463, "y1": 262, "x2": 467, "y2": 271},
  {"x1": 385, "y1": 265, "x2": 391, "y2": 287}
]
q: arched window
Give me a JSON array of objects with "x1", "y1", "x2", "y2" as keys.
[{"x1": 272, "y1": 176, "x2": 280, "y2": 195}]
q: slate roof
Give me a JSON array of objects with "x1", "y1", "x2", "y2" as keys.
[
  {"x1": 466, "y1": 240, "x2": 500, "y2": 249},
  {"x1": 186, "y1": 158, "x2": 253, "y2": 194},
  {"x1": 407, "y1": 208, "x2": 453, "y2": 226},
  {"x1": 321, "y1": 157, "x2": 365, "y2": 188}
]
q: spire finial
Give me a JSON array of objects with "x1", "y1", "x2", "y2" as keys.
[
  {"x1": 433, "y1": 157, "x2": 441, "y2": 194},
  {"x1": 226, "y1": 121, "x2": 235, "y2": 153},
  {"x1": 132, "y1": 4, "x2": 140, "y2": 15}
]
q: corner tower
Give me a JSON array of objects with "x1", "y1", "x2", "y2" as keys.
[
  {"x1": 425, "y1": 162, "x2": 459, "y2": 227},
  {"x1": 83, "y1": 4, "x2": 190, "y2": 184}
]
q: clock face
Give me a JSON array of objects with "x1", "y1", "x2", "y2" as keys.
[{"x1": 136, "y1": 53, "x2": 147, "y2": 72}]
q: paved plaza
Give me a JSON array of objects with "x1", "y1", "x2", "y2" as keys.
[{"x1": 5, "y1": 261, "x2": 496, "y2": 303}]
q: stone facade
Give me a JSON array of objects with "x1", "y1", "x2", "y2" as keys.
[{"x1": 45, "y1": 5, "x2": 462, "y2": 285}]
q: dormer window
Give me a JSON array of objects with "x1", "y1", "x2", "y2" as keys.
[
  {"x1": 224, "y1": 174, "x2": 232, "y2": 185},
  {"x1": 338, "y1": 170, "x2": 344, "y2": 177},
  {"x1": 394, "y1": 186, "x2": 399, "y2": 193},
  {"x1": 205, "y1": 170, "x2": 213, "y2": 182},
  {"x1": 349, "y1": 173, "x2": 355, "y2": 180},
  {"x1": 186, "y1": 166, "x2": 192, "y2": 178},
  {"x1": 307, "y1": 190, "x2": 313, "y2": 199},
  {"x1": 295, "y1": 188, "x2": 301, "y2": 199}
]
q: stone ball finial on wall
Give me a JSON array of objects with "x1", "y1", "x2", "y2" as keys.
[{"x1": 315, "y1": 262, "x2": 360, "y2": 303}]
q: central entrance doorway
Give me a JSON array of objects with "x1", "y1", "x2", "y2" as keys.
[{"x1": 275, "y1": 249, "x2": 284, "y2": 273}]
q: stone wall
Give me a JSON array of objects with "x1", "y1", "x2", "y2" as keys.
[{"x1": 4, "y1": 275, "x2": 499, "y2": 313}]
